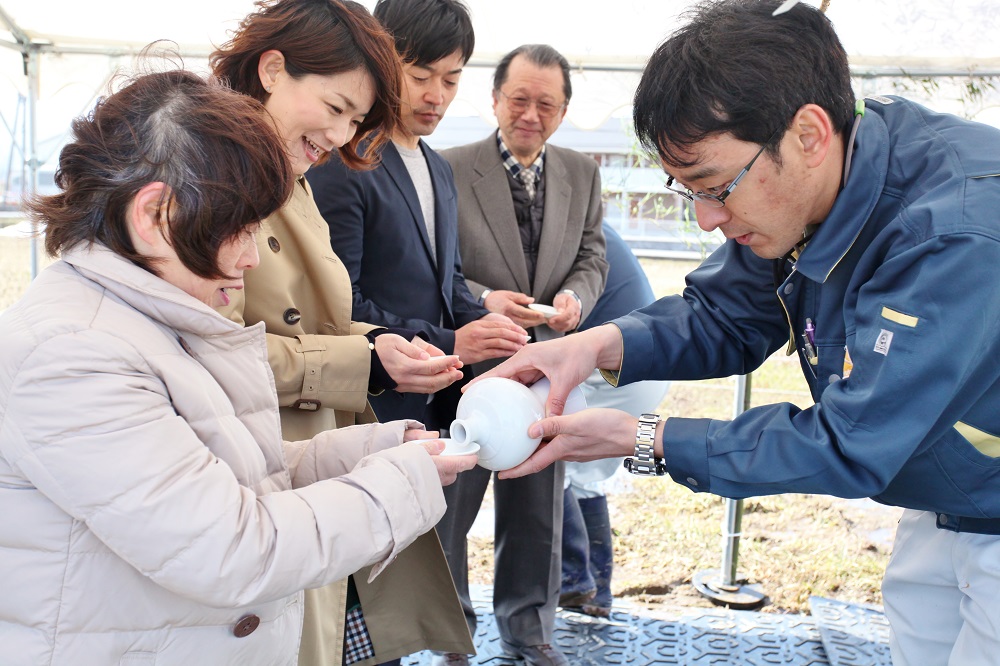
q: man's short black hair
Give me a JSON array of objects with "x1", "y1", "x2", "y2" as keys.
[
  {"x1": 493, "y1": 44, "x2": 572, "y2": 103},
  {"x1": 373, "y1": 0, "x2": 475, "y2": 67},
  {"x1": 633, "y1": 0, "x2": 855, "y2": 168}
]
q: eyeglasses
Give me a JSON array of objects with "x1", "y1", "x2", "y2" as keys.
[
  {"x1": 497, "y1": 90, "x2": 566, "y2": 119},
  {"x1": 664, "y1": 127, "x2": 782, "y2": 208}
]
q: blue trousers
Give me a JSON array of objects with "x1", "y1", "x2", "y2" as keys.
[{"x1": 560, "y1": 488, "x2": 613, "y2": 609}]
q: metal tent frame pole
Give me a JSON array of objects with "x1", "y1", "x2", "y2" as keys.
[
  {"x1": 0, "y1": 4, "x2": 41, "y2": 278},
  {"x1": 691, "y1": 373, "x2": 767, "y2": 609},
  {"x1": 25, "y1": 44, "x2": 38, "y2": 278}
]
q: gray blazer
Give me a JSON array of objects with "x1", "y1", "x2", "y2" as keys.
[{"x1": 441, "y1": 134, "x2": 608, "y2": 343}]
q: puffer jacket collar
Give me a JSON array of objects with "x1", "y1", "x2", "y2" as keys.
[{"x1": 62, "y1": 242, "x2": 265, "y2": 342}]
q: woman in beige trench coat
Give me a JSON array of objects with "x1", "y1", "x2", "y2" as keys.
[{"x1": 212, "y1": 1, "x2": 476, "y2": 664}]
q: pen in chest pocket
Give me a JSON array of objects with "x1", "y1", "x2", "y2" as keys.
[{"x1": 802, "y1": 318, "x2": 818, "y2": 365}]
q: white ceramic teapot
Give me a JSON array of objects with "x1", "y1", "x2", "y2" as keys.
[
  {"x1": 527, "y1": 376, "x2": 588, "y2": 417},
  {"x1": 447, "y1": 376, "x2": 587, "y2": 471}
]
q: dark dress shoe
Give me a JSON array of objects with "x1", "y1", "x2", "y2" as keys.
[
  {"x1": 502, "y1": 643, "x2": 570, "y2": 666},
  {"x1": 428, "y1": 653, "x2": 470, "y2": 666},
  {"x1": 558, "y1": 589, "x2": 596, "y2": 608},
  {"x1": 577, "y1": 603, "x2": 611, "y2": 619}
]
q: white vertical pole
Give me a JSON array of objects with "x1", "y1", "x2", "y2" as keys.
[
  {"x1": 26, "y1": 45, "x2": 40, "y2": 279},
  {"x1": 720, "y1": 374, "x2": 751, "y2": 586},
  {"x1": 692, "y1": 373, "x2": 765, "y2": 608}
]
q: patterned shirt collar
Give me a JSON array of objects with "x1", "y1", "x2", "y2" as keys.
[{"x1": 497, "y1": 130, "x2": 545, "y2": 180}]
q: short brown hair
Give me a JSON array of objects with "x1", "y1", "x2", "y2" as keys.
[
  {"x1": 27, "y1": 69, "x2": 293, "y2": 280},
  {"x1": 210, "y1": 0, "x2": 402, "y2": 169}
]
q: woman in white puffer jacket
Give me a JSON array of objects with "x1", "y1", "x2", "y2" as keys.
[{"x1": 0, "y1": 69, "x2": 476, "y2": 666}]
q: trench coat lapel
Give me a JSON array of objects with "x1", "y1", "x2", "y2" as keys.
[{"x1": 471, "y1": 141, "x2": 532, "y2": 294}]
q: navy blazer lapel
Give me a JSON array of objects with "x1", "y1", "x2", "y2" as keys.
[
  {"x1": 534, "y1": 147, "x2": 571, "y2": 297},
  {"x1": 426, "y1": 143, "x2": 455, "y2": 287},
  {"x1": 424, "y1": 142, "x2": 460, "y2": 325},
  {"x1": 382, "y1": 142, "x2": 437, "y2": 264},
  {"x1": 471, "y1": 138, "x2": 532, "y2": 294}
]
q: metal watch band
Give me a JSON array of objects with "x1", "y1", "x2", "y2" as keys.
[{"x1": 624, "y1": 413, "x2": 666, "y2": 476}]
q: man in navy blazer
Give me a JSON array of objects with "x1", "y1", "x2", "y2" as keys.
[{"x1": 307, "y1": 0, "x2": 528, "y2": 435}]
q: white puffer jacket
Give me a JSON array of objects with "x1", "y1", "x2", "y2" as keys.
[{"x1": 0, "y1": 244, "x2": 446, "y2": 665}]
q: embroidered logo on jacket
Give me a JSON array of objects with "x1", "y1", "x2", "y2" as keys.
[{"x1": 874, "y1": 329, "x2": 893, "y2": 356}]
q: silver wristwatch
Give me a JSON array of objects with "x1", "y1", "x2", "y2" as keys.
[{"x1": 623, "y1": 413, "x2": 666, "y2": 476}]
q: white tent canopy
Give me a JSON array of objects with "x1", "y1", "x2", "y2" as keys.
[
  {"x1": 7, "y1": 0, "x2": 671, "y2": 157},
  {"x1": 4, "y1": 0, "x2": 1000, "y2": 69},
  {"x1": 5, "y1": 0, "x2": 1000, "y2": 131}
]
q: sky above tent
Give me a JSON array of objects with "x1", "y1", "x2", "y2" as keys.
[{"x1": 2, "y1": 0, "x2": 1000, "y2": 186}]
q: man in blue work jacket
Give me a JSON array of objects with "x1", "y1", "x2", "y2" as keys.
[{"x1": 475, "y1": 1, "x2": 1000, "y2": 664}]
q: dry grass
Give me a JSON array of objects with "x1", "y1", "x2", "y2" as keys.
[
  {"x1": 2, "y1": 237, "x2": 899, "y2": 614},
  {"x1": 604, "y1": 484, "x2": 898, "y2": 614}
]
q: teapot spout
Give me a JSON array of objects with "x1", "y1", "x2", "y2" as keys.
[{"x1": 450, "y1": 417, "x2": 477, "y2": 446}]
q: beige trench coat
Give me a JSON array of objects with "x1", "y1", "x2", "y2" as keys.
[{"x1": 223, "y1": 178, "x2": 473, "y2": 665}]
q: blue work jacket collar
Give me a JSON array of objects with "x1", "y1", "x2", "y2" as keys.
[{"x1": 793, "y1": 104, "x2": 891, "y2": 284}]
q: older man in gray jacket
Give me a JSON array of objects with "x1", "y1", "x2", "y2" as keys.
[{"x1": 437, "y1": 43, "x2": 607, "y2": 666}]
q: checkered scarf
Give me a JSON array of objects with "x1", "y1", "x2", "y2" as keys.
[
  {"x1": 343, "y1": 605, "x2": 375, "y2": 664},
  {"x1": 497, "y1": 130, "x2": 544, "y2": 182}
]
